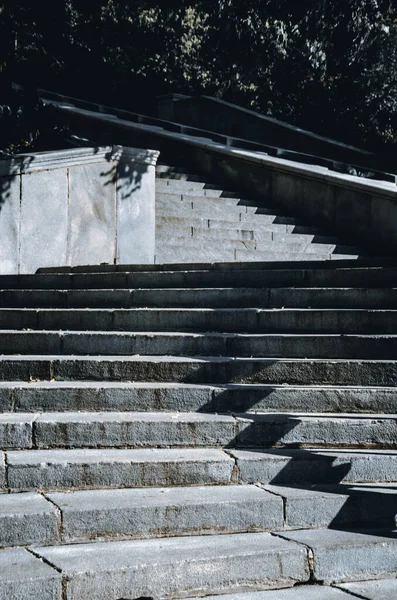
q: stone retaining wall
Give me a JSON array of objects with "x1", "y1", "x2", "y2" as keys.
[{"x1": 0, "y1": 146, "x2": 158, "y2": 274}]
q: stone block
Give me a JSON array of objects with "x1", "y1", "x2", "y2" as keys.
[
  {"x1": 276, "y1": 528, "x2": 397, "y2": 583},
  {"x1": 20, "y1": 169, "x2": 68, "y2": 273},
  {"x1": 184, "y1": 586, "x2": 352, "y2": 599},
  {"x1": 33, "y1": 532, "x2": 309, "y2": 599},
  {"x1": 6, "y1": 447, "x2": 234, "y2": 491},
  {"x1": 0, "y1": 491, "x2": 59, "y2": 546},
  {"x1": 67, "y1": 161, "x2": 116, "y2": 266},
  {"x1": 35, "y1": 411, "x2": 236, "y2": 448},
  {"x1": 0, "y1": 174, "x2": 20, "y2": 274},
  {"x1": 0, "y1": 413, "x2": 34, "y2": 449},
  {"x1": 0, "y1": 547, "x2": 62, "y2": 600},
  {"x1": 48, "y1": 484, "x2": 282, "y2": 542}
]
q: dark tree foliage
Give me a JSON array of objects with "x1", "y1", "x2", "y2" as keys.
[{"x1": 0, "y1": 0, "x2": 396, "y2": 149}]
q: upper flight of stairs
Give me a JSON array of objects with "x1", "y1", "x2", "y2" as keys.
[
  {"x1": 155, "y1": 165, "x2": 370, "y2": 264},
  {"x1": 2, "y1": 260, "x2": 397, "y2": 599}
]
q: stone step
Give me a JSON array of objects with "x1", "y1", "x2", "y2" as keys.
[
  {"x1": 232, "y1": 448, "x2": 397, "y2": 484},
  {"x1": 2, "y1": 308, "x2": 397, "y2": 333},
  {"x1": 0, "y1": 330, "x2": 397, "y2": 358},
  {"x1": 156, "y1": 244, "x2": 358, "y2": 263},
  {"x1": 4, "y1": 448, "x2": 234, "y2": 492},
  {"x1": 156, "y1": 168, "x2": 209, "y2": 182},
  {"x1": 2, "y1": 287, "x2": 397, "y2": 308},
  {"x1": 2, "y1": 483, "x2": 396, "y2": 549},
  {"x1": 155, "y1": 223, "x2": 342, "y2": 245},
  {"x1": 156, "y1": 178, "x2": 240, "y2": 197},
  {"x1": 156, "y1": 214, "x2": 324, "y2": 235},
  {"x1": 276, "y1": 528, "x2": 397, "y2": 584},
  {"x1": 1, "y1": 355, "x2": 396, "y2": 385},
  {"x1": 2, "y1": 382, "x2": 395, "y2": 415},
  {"x1": 0, "y1": 484, "x2": 283, "y2": 547},
  {"x1": 156, "y1": 234, "x2": 359, "y2": 256},
  {"x1": 29, "y1": 532, "x2": 309, "y2": 599},
  {"x1": 6, "y1": 265, "x2": 397, "y2": 290},
  {"x1": 1, "y1": 411, "x2": 396, "y2": 451}
]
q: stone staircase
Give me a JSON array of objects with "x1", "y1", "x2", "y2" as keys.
[
  {"x1": 1, "y1": 260, "x2": 397, "y2": 599},
  {"x1": 155, "y1": 165, "x2": 368, "y2": 263}
]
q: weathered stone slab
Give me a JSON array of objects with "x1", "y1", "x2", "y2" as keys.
[
  {"x1": 67, "y1": 161, "x2": 116, "y2": 266},
  {"x1": 0, "y1": 453, "x2": 5, "y2": 489},
  {"x1": 0, "y1": 413, "x2": 34, "y2": 448},
  {"x1": 20, "y1": 169, "x2": 68, "y2": 273},
  {"x1": 232, "y1": 449, "x2": 397, "y2": 484},
  {"x1": 0, "y1": 491, "x2": 59, "y2": 546},
  {"x1": 276, "y1": 528, "x2": 397, "y2": 583},
  {"x1": 339, "y1": 578, "x2": 397, "y2": 599},
  {"x1": 0, "y1": 547, "x2": 62, "y2": 600},
  {"x1": 7, "y1": 448, "x2": 234, "y2": 491},
  {"x1": 35, "y1": 411, "x2": 236, "y2": 448},
  {"x1": 48, "y1": 484, "x2": 282, "y2": 542},
  {"x1": 33, "y1": 532, "x2": 309, "y2": 599}
]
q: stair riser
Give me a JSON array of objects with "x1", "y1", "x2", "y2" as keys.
[
  {"x1": 2, "y1": 288, "x2": 396, "y2": 309},
  {"x1": 1, "y1": 332, "x2": 396, "y2": 358},
  {"x1": 1, "y1": 357, "x2": 397, "y2": 385},
  {"x1": 156, "y1": 215, "x2": 319, "y2": 235},
  {"x1": 3, "y1": 267, "x2": 397, "y2": 289},
  {"x1": 1, "y1": 414, "x2": 396, "y2": 450},
  {"x1": 2, "y1": 308, "x2": 397, "y2": 333},
  {"x1": 5, "y1": 450, "x2": 234, "y2": 492},
  {"x1": 234, "y1": 449, "x2": 397, "y2": 484},
  {"x1": 2, "y1": 384, "x2": 396, "y2": 415}
]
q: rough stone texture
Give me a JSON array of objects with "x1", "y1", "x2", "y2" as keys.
[
  {"x1": 262, "y1": 483, "x2": 397, "y2": 529},
  {"x1": 34, "y1": 532, "x2": 309, "y2": 600},
  {"x1": 234, "y1": 413, "x2": 397, "y2": 448},
  {"x1": 48, "y1": 484, "x2": 282, "y2": 542},
  {"x1": 12, "y1": 381, "x2": 216, "y2": 413},
  {"x1": 6, "y1": 448, "x2": 234, "y2": 491},
  {"x1": 0, "y1": 413, "x2": 34, "y2": 448},
  {"x1": 0, "y1": 491, "x2": 59, "y2": 546},
  {"x1": 232, "y1": 448, "x2": 397, "y2": 484},
  {"x1": 0, "y1": 547, "x2": 62, "y2": 600},
  {"x1": 68, "y1": 161, "x2": 116, "y2": 266},
  {"x1": 20, "y1": 169, "x2": 68, "y2": 273},
  {"x1": 339, "y1": 578, "x2": 397, "y2": 599},
  {"x1": 0, "y1": 174, "x2": 20, "y2": 274},
  {"x1": 184, "y1": 586, "x2": 352, "y2": 600},
  {"x1": 276, "y1": 528, "x2": 397, "y2": 583},
  {"x1": 35, "y1": 411, "x2": 236, "y2": 448}
]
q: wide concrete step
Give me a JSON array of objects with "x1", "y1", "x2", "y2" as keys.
[
  {"x1": 2, "y1": 382, "x2": 395, "y2": 415},
  {"x1": 1, "y1": 355, "x2": 397, "y2": 385},
  {"x1": 6, "y1": 264, "x2": 397, "y2": 290},
  {"x1": 0, "y1": 484, "x2": 284, "y2": 547},
  {"x1": 6, "y1": 532, "x2": 308, "y2": 599},
  {"x1": 1, "y1": 330, "x2": 397, "y2": 358},
  {"x1": 232, "y1": 447, "x2": 397, "y2": 484},
  {"x1": 4, "y1": 447, "x2": 234, "y2": 492},
  {"x1": 1, "y1": 411, "x2": 396, "y2": 451},
  {"x1": 2, "y1": 287, "x2": 397, "y2": 308},
  {"x1": 2, "y1": 308, "x2": 397, "y2": 333}
]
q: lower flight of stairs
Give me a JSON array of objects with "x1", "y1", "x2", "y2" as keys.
[
  {"x1": 2, "y1": 261, "x2": 397, "y2": 599},
  {"x1": 155, "y1": 165, "x2": 369, "y2": 263}
]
